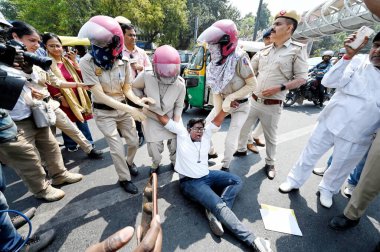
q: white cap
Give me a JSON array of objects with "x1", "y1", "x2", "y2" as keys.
[{"x1": 0, "y1": 12, "x2": 12, "y2": 27}]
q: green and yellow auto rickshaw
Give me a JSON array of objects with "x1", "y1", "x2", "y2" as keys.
[{"x1": 183, "y1": 41, "x2": 264, "y2": 112}]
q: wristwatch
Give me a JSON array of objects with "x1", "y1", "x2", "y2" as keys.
[{"x1": 280, "y1": 84, "x2": 286, "y2": 91}]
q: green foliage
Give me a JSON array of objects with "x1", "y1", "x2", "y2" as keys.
[
  {"x1": 237, "y1": 3, "x2": 271, "y2": 41},
  {"x1": 237, "y1": 12, "x2": 255, "y2": 40}
]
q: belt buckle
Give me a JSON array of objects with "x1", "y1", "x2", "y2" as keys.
[{"x1": 256, "y1": 97, "x2": 264, "y2": 104}]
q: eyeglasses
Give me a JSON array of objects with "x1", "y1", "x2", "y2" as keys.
[
  {"x1": 127, "y1": 34, "x2": 137, "y2": 37},
  {"x1": 191, "y1": 127, "x2": 205, "y2": 132}
]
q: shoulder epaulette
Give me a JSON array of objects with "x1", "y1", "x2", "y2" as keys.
[{"x1": 290, "y1": 41, "x2": 305, "y2": 47}]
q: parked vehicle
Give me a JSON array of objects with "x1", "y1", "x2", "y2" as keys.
[
  {"x1": 284, "y1": 73, "x2": 333, "y2": 107},
  {"x1": 178, "y1": 50, "x2": 192, "y2": 76},
  {"x1": 182, "y1": 41, "x2": 264, "y2": 112}
]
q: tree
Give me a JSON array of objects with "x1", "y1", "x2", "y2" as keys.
[
  {"x1": 177, "y1": 0, "x2": 241, "y2": 49},
  {"x1": 0, "y1": 0, "x2": 17, "y2": 20},
  {"x1": 238, "y1": 12, "x2": 255, "y2": 40},
  {"x1": 256, "y1": 3, "x2": 270, "y2": 32}
]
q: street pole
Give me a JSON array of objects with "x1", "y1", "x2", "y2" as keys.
[
  {"x1": 253, "y1": 0, "x2": 264, "y2": 41},
  {"x1": 194, "y1": 16, "x2": 199, "y2": 43}
]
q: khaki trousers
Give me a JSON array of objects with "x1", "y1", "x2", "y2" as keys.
[
  {"x1": 247, "y1": 121, "x2": 263, "y2": 145},
  {"x1": 207, "y1": 101, "x2": 250, "y2": 168},
  {"x1": 54, "y1": 108, "x2": 92, "y2": 153},
  {"x1": 0, "y1": 118, "x2": 67, "y2": 194},
  {"x1": 238, "y1": 98, "x2": 282, "y2": 165},
  {"x1": 94, "y1": 109, "x2": 138, "y2": 181},
  {"x1": 147, "y1": 139, "x2": 176, "y2": 168},
  {"x1": 344, "y1": 131, "x2": 380, "y2": 220}
]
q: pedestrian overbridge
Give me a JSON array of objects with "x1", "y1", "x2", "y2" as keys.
[{"x1": 293, "y1": 0, "x2": 379, "y2": 40}]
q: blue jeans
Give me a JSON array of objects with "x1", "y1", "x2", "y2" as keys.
[
  {"x1": 180, "y1": 170, "x2": 255, "y2": 246},
  {"x1": 326, "y1": 150, "x2": 368, "y2": 186},
  {"x1": 347, "y1": 150, "x2": 368, "y2": 186},
  {"x1": 0, "y1": 164, "x2": 23, "y2": 252},
  {"x1": 62, "y1": 120, "x2": 94, "y2": 149}
]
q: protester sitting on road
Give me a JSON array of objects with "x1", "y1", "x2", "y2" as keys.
[
  {"x1": 309, "y1": 50, "x2": 334, "y2": 107},
  {"x1": 9, "y1": 21, "x2": 103, "y2": 159},
  {"x1": 151, "y1": 108, "x2": 272, "y2": 252},
  {"x1": 197, "y1": 19, "x2": 257, "y2": 172},
  {"x1": 133, "y1": 45, "x2": 186, "y2": 174},
  {"x1": 79, "y1": 15, "x2": 154, "y2": 194},
  {"x1": 279, "y1": 31, "x2": 380, "y2": 209},
  {"x1": 42, "y1": 33, "x2": 97, "y2": 152}
]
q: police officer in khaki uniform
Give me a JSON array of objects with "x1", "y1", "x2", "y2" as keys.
[
  {"x1": 236, "y1": 10, "x2": 308, "y2": 179},
  {"x1": 198, "y1": 20, "x2": 257, "y2": 172},
  {"x1": 79, "y1": 16, "x2": 154, "y2": 194},
  {"x1": 133, "y1": 45, "x2": 186, "y2": 173}
]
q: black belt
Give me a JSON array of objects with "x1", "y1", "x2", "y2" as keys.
[
  {"x1": 236, "y1": 98, "x2": 248, "y2": 104},
  {"x1": 93, "y1": 100, "x2": 126, "y2": 110},
  {"x1": 43, "y1": 96, "x2": 51, "y2": 103},
  {"x1": 252, "y1": 93, "x2": 282, "y2": 105}
]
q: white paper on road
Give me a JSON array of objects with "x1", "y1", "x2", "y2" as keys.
[{"x1": 259, "y1": 204, "x2": 303, "y2": 236}]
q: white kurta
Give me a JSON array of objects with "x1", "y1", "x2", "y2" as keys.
[{"x1": 286, "y1": 54, "x2": 380, "y2": 194}]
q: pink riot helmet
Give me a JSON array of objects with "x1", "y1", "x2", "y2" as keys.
[
  {"x1": 153, "y1": 45, "x2": 181, "y2": 85},
  {"x1": 197, "y1": 19, "x2": 238, "y2": 58},
  {"x1": 78, "y1": 15, "x2": 124, "y2": 57}
]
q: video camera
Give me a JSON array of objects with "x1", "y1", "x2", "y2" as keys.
[
  {"x1": 0, "y1": 39, "x2": 52, "y2": 71},
  {"x1": 0, "y1": 67, "x2": 26, "y2": 110}
]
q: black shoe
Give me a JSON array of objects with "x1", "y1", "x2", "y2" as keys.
[
  {"x1": 119, "y1": 180, "x2": 138, "y2": 194},
  {"x1": 87, "y1": 148, "x2": 103, "y2": 159},
  {"x1": 21, "y1": 229, "x2": 55, "y2": 252},
  {"x1": 127, "y1": 162, "x2": 139, "y2": 176},
  {"x1": 208, "y1": 153, "x2": 218, "y2": 159},
  {"x1": 329, "y1": 214, "x2": 360, "y2": 230},
  {"x1": 264, "y1": 164, "x2": 276, "y2": 180},
  {"x1": 233, "y1": 150, "x2": 247, "y2": 157},
  {"x1": 139, "y1": 136, "x2": 145, "y2": 146},
  {"x1": 12, "y1": 207, "x2": 36, "y2": 229},
  {"x1": 221, "y1": 167, "x2": 230, "y2": 172}
]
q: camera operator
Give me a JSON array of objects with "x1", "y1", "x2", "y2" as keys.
[
  {"x1": 8, "y1": 21, "x2": 103, "y2": 159},
  {"x1": 0, "y1": 19, "x2": 85, "y2": 201},
  {"x1": 0, "y1": 12, "x2": 56, "y2": 252}
]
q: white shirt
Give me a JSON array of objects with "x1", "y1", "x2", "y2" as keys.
[
  {"x1": 164, "y1": 119, "x2": 219, "y2": 178},
  {"x1": 320, "y1": 54, "x2": 380, "y2": 145}
]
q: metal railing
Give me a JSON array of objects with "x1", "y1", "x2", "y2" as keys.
[{"x1": 293, "y1": 0, "x2": 379, "y2": 39}]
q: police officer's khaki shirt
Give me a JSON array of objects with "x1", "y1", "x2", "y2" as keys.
[
  {"x1": 220, "y1": 53, "x2": 254, "y2": 99},
  {"x1": 133, "y1": 71, "x2": 186, "y2": 142},
  {"x1": 79, "y1": 53, "x2": 133, "y2": 103},
  {"x1": 251, "y1": 38, "x2": 308, "y2": 100}
]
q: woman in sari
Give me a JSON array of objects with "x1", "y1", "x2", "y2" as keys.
[{"x1": 42, "y1": 33, "x2": 94, "y2": 151}]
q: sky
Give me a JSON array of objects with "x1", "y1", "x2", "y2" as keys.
[{"x1": 229, "y1": 0, "x2": 327, "y2": 17}]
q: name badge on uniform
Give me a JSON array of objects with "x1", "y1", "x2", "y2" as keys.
[{"x1": 95, "y1": 67, "x2": 102, "y2": 76}]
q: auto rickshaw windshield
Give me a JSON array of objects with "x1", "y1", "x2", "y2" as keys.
[{"x1": 188, "y1": 46, "x2": 205, "y2": 70}]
